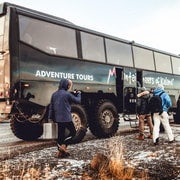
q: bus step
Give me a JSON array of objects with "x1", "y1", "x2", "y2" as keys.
[{"x1": 129, "y1": 118, "x2": 138, "y2": 128}]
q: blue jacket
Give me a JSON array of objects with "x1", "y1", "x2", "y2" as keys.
[
  {"x1": 153, "y1": 88, "x2": 172, "y2": 112},
  {"x1": 48, "y1": 79, "x2": 81, "y2": 122}
]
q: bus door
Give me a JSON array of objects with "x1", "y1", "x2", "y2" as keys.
[
  {"x1": 122, "y1": 68, "x2": 137, "y2": 114},
  {"x1": 116, "y1": 67, "x2": 137, "y2": 114},
  {"x1": 124, "y1": 87, "x2": 136, "y2": 114},
  {"x1": 116, "y1": 68, "x2": 123, "y2": 112},
  {"x1": 136, "y1": 70, "x2": 142, "y2": 90}
]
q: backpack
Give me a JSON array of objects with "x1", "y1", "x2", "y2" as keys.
[{"x1": 148, "y1": 92, "x2": 164, "y2": 113}]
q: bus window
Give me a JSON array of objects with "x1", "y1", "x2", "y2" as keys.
[
  {"x1": 171, "y1": 57, "x2": 180, "y2": 75},
  {"x1": 81, "y1": 32, "x2": 105, "y2": 62},
  {"x1": 133, "y1": 46, "x2": 155, "y2": 71},
  {"x1": 106, "y1": 39, "x2": 133, "y2": 67},
  {"x1": 154, "y1": 52, "x2": 172, "y2": 74},
  {"x1": 19, "y1": 15, "x2": 77, "y2": 58}
]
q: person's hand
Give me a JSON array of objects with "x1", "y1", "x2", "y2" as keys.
[
  {"x1": 74, "y1": 89, "x2": 81, "y2": 94},
  {"x1": 73, "y1": 89, "x2": 77, "y2": 93},
  {"x1": 77, "y1": 90, "x2": 81, "y2": 94}
]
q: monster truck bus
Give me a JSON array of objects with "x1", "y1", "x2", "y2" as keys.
[{"x1": 0, "y1": 2, "x2": 179, "y2": 141}]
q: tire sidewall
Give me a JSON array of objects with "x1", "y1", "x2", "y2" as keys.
[
  {"x1": 70, "y1": 104, "x2": 87, "y2": 143},
  {"x1": 89, "y1": 99, "x2": 119, "y2": 138}
]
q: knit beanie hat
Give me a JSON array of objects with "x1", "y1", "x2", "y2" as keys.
[
  {"x1": 140, "y1": 87, "x2": 146, "y2": 92},
  {"x1": 156, "y1": 84, "x2": 164, "y2": 90}
]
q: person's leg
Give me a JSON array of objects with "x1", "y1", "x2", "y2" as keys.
[
  {"x1": 160, "y1": 112, "x2": 174, "y2": 142},
  {"x1": 64, "y1": 121, "x2": 76, "y2": 145},
  {"x1": 56, "y1": 121, "x2": 76, "y2": 157},
  {"x1": 146, "y1": 114, "x2": 153, "y2": 138},
  {"x1": 153, "y1": 113, "x2": 161, "y2": 144},
  {"x1": 56, "y1": 122, "x2": 67, "y2": 158},
  {"x1": 57, "y1": 122, "x2": 66, "y2": 147},
  {"x1": 136, "y1": 115, "x2": 145, "y2": 140}
]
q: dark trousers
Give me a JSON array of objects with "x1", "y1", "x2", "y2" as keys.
[{"x1": 57, "y1": 121, "x2": 76, "y2": 146}]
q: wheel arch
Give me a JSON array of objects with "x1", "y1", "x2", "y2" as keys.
[{"x1": 10, "y1": 99, "x2": 46, "y2": 140}]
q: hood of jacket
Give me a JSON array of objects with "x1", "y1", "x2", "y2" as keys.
[
  {"x1": 59, "y1": 79, "x2": 69, "y2": 90},
  {"x1": 153, "y1": 84, "x2": 165, "y2": 95},
  {"x1": 153, "y1": 87, "x2": 164, "y2": 96}
]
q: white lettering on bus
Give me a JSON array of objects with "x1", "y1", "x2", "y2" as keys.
[
  {"x1": 124, "y1": 72, "x2": 136, "y2": 84},
  {"x1": 144, "y1": 77, "x2": 155, "y2": 85},
  {"x1": 75, "y1": 74, "x2": 93, "y2": 81},
  {"x1": 35, "y1": 70, "x2": 93, "y2": 81},
  {"x1": 143, "y1": 76, "x2": 174, "y2": 86}
]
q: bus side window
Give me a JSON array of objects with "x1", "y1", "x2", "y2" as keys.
[
  {"x1": 169, "y1": 95, "x2": 176, "y2": 108},
  {"x1": 23, "y1": 33, "x2": 32, "y2": 44}
]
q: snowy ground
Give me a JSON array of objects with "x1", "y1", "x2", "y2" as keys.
[{"x1": 0, "y1": 124, "x2": 179, "y2": 179}]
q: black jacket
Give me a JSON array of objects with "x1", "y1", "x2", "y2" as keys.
[{"x1": 137, "y1": 94, "x2": 150, "y2": 115}]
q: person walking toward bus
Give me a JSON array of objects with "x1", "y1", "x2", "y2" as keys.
[
  {"x1": 136, "y1": 87, "x2": 153, "y2": 140},
  {"x1": 48, "y1": 79, "x2": 81, "y2": 158},
  {"x1": 151, "y1": 84, "x2": 174, "y2": 145}
]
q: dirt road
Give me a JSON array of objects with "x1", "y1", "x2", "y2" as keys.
[
  {"x1": 0, "y1": 118, "x2": 137, "y2": 160},
  {"x1": 0, "y1": 122, "x2": 179, "y2": 179}
]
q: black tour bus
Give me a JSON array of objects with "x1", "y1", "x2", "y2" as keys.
[{"x1": 0, "y1": 2, "x2": 179, "y2": 141}]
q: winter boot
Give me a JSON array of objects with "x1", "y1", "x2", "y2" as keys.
[
  {"x1": 136, "y1": 134, "x2": 144, "y2": 140},
  {"x1": 55, "y1": 151, "x2": 62, "y2": 158},
  {"x1": 59, "y1": 144, "x2": 67, "y2": 152},
  {"x1": 154, "y1": 138, "x2": 159, "y2": 145},
  {"x1": 168, "y1": 139, "x2": 175, "y2": 144},
  {"x1": 147, "y1": 134, "x2": 153, "y2": 139},
  {"x1": 55, "y1": 151, "x2": 70, "y2": 158},
  {"x1": 58, "y1": 144, "x2": 70, "y2": 157}
]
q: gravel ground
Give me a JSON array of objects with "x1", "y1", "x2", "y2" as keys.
[{"x1": 0, "y1": 124, "x2": 179, "y2": 179}]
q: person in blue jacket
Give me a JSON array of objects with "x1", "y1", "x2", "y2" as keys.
[
  {"x1": 48, "y1": 79, "x2": 81, "y2": 157},
  {"x1": 152, "y1": 84, "x2": 174, "y2": 145}
]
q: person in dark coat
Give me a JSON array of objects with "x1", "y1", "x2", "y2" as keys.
[
  {"x1": 136, "y1": 87, "x2": 153, "y2": 140},
  {"x1": 48, "y1": 79, "x2": 81, "y2": 157}
]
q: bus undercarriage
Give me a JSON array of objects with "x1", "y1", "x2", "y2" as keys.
[{"x1": 9, "y1": 91, "x2": 120, "y2": 142}]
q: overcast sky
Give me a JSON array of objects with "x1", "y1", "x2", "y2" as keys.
[{"x1": 1, "y1": 0, "x2": 180, "y2": 55}]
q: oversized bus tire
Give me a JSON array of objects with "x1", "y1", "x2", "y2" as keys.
[
  {"x1": 89, "y1": 99, "x2": 119, "y2": 138},
  {"x1": 70, "y1": 104, "x2": 88, "y2": 143},
  {"x1": 10, "y1": 116, "x2": 43, "y2": 141}
]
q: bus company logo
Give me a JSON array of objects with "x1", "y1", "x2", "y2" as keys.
[{"x1": 107, "y1": 67, "x2": 116, "y2": 84}]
